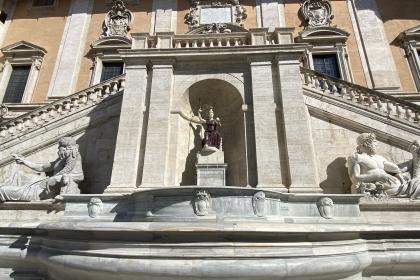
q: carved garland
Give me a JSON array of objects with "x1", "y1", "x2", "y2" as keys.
[
  {"x1": 300, "y1": 0, "x2": 334, "y2": 29},
  {"x1": 185, "y1": 0, "x2": 247, "y2": 33}
]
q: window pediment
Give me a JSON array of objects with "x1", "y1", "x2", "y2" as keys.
[
  {"x1": 1, "y1": 41, "x2": 46, "y2": 58},
  {"x1": 91, "y1": 36, "x2": 132, "y2": 51},
  {"x1": 399, "y1": 25, "x2": 420, "y2": 42},
  {"x1": 298, "y1": 26, "x2": 349, "y2": 43}
]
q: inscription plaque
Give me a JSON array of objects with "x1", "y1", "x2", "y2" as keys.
[{"x1": 200, "y1": 7, "x2": 232, "y2": 24}]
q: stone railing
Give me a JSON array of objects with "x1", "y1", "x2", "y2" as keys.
[
  {"x1": 132, "y1": 28, "x2": 295, "y2": 50},
  {"x1": 301, "y1": 68, "x2": 420, "y2": 126},
  {"x1": 0, "y1": 75, "x2": 126, "y2": 140}
]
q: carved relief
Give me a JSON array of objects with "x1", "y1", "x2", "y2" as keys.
[
  {"x1": 185, "y1": 0, "x2": 247, "y2": 31},
  {"x1": 317, "y1": 197, "x2": 334, "y2": 219},
  {"x1": 252, "y1": 191, "x2": 266, "y2": 217},
  {"x1": 193, "y1": 190, "x2": 211, "y2": 216},
  {"x1": 301, "y1": 0, "x2": 333, "y2": 29},
  {"x1": 102, "y1": 0, "x2": 133, "y2": 38},
  {"x1": 88, "y1": 197, "x2": 103, "y2": 218}
]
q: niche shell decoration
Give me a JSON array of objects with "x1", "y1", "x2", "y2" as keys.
[
  {"x1": 301, "y1": 0, "x2": 333, "y2": 29},
  {"x1": 102, "y1": 0, "x2": 133, "y2": 38},
  {"x1": 317, "y1": 197, "x2": 334, "y2": 219},
  {"x1": 193, "y1": 190, "x2": 212, "y2": 216}
]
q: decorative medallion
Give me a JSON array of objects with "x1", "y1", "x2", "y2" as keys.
[
  {"x1": 185, "y1": 0, "x2": 247, "y2": 31},
  {"x1": 252, "y1": 191, "x2": 266, "y2": 217},
  {"x1": 193, "y1": 190, "x2": 212, "y2": 216},
  {"x1": 317, "y1": 197, "x2": 334, "y2": 219},
  {"x1": 88, "y1": 197, "x2": 103, "y2": 218},
  {"x1": 102, "y1": 0, "x2": 133, "y2": 38},
  {"x1": 301, "y1": 0, "x2": 333, "y2": 29}
]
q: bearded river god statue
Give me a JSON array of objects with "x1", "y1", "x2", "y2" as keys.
[
  {"x1": 0, "y1": 137, "x2": 84, "y2": 202},
  {"x1": 347, "y1": 133, "x2": 408, "y2": 198}
]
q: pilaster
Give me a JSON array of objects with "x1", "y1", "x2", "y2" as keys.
[
  {"x1": 276, "y1": 54, "x2": 321, "y2": 193},
  {"x1": 249, "y1": 56, "x2": 286, "y2": 191},
  {"x1": 47, "y1": 0, "x2": 94, "y2": 98},
  {"x1": 106, "y1": 61, "x2": 149, "y2": 193},
  {"x1": 140, "y1": 59, "x2": 175, "y2": 187},
  {"x1": 351, "y1": 0, "x2": 401, "y2": 91}
]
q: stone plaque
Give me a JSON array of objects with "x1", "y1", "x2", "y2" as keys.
[{"x1": 200, "y1": 7, "x2": 232, "y2": 24}]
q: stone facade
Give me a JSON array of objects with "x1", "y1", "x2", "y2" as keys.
[{"x1": 0, "y1": 0, "x2": 420, "y2": 279}]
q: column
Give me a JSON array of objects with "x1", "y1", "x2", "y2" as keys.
[
  {"x1": 140, "y1": 59, "x2": 175, "y2": 187},
  {"x1": 276, "y1": 54, "x2": 321, "y2": 193},
  {"x1": 106, "y1": 60, "x2": 149, "y2": 193},
  {"x1": 351, "y1": 0, "x2": 401, "y2": 90},
  {"x1": 151, "y1": 0, "x2": 177, "y2": 33},
  {"x1": 48, "y1": 0, "x2": 93, "y2": 98},
  {"x1": 257, "y1": 0, "x2": 285, "y2": 31},
  {"x1": 249, "y1": 56, "x2": 287, "y2": 191}
]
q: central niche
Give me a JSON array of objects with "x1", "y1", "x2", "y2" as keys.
[{"x1": 178, "y1": 79, "x2": 247, "y2": 187}]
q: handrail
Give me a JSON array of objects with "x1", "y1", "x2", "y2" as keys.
[
  {"x1": 301, "y1": 67, "x2": 420, "y2": 125},
  {"x1": 0, "y1": 74, "x2": 126, "y2": 140}
]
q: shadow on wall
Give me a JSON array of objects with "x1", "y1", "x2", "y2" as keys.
[
  {"x1": 320, "y1": 157, "x2": 352, "y2": 194},
  {"x1": 76, "y1": 96, "x2": 122, "y2": 194}
]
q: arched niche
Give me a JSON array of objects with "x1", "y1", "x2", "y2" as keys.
[{"x1": 177, "y1": 79, "x2": 247, "y2": 187}]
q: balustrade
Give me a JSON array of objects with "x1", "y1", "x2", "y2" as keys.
[
  {"x1": 0, "y1": 75, "x2": 125, "y2": 141},
  {"x1": 301, "y1": 67, "x2": 420, "y2": 126}
]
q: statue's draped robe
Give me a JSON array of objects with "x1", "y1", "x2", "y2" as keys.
[{"x1": 0, "y1": 158, "x2": 83, "y2": 202}]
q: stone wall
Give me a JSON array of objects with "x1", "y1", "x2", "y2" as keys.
[
  {"x1": 0, "y1": 0, "x2": 71, "y2": 102},
  {"x1": 310, "y1": 115, "x2": 412, "y2": 194},
  {"x1": 376, "y1": 0, "x2": 420, "y2": 92}
]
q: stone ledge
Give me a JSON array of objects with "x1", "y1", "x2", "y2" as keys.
[
  {"x1": 360, "y1": 198, "x2": 420, "y2": 211},
  {"x1": 0, "y1": 201, "x2": 64, "y2": 211}
]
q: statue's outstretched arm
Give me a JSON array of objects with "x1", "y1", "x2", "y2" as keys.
[
  {"x1": 13, "y1": 155, "x2": 54, "y2": 173},
  {"x1": 197, "y1": 109, "x2": 206, "y2": 124}
]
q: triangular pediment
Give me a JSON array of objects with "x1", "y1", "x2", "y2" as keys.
[
  {"x1": 399, "y1": 25, "x2": 420, "y2": 41},
  {"x1": 298, "y1": 27, "x2": 349, "y2": 43},
  {"x1": 1, "y1": 41, "x2": 47, "y2": 55}
]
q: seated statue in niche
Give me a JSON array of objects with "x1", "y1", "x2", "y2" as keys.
[
  {"x1": 0, "y1": 137, "x2": 84, "y2": 202},
  {"x1": 347, "y1": 133, "x2": 408, "y2": 198},
  {"x1": 197, "y1": 106, "x2": 222, "y2": 151}
]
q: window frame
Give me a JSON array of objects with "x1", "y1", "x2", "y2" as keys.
[
  {"x1": 89, "y1": 37, "x2": 131, "y2": 86},
  {"x1": 399, "y1": 25, "x2": 420, "y2": 92},
  {"x1": 0, "y1": 41, "x2": 46, "y2": 104},
  {"x1": 306, "y1": 44, "x2": 352, "y2": 82}
]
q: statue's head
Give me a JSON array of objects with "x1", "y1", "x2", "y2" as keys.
[
  {"x1": 356, "y1": 133, "x2": 377, "y2": 155},
  {"x1": 409, "y1": 140, "x2": 420, "y2": 154},
  {"x1": 208, "y1": 108, "x2": 214, "y2": 119},
  {"x1": 58, "y1": 137, "x2": 79, "y2": 159}
]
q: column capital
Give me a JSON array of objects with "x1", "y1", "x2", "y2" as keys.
[{"x1": 248, "y1": 55, "x2": 274, "y2": 66}]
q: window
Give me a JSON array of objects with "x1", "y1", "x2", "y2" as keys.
[
  {"x1": 313, "y1": 54, "x2": 341, "y2": 79},
  {"x1": 0, "y1": 41, "x2": 46, "y2": 104},
  {"x1": 3, "y1": 66, "x2": 31, "y2": 103},
  {"x1": 399, "y1": 25, "x2": 420, "y2": 92},
  {"x1": 32, "y1": 0, "x2": 55, "y2": 7},
  {"x1": 100, "y1": 62, "x2": 124, "y2": 82}
]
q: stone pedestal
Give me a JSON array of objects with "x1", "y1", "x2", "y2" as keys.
[{"x1": 196, "y1": 147, "x2": 228, "y2": 186}]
